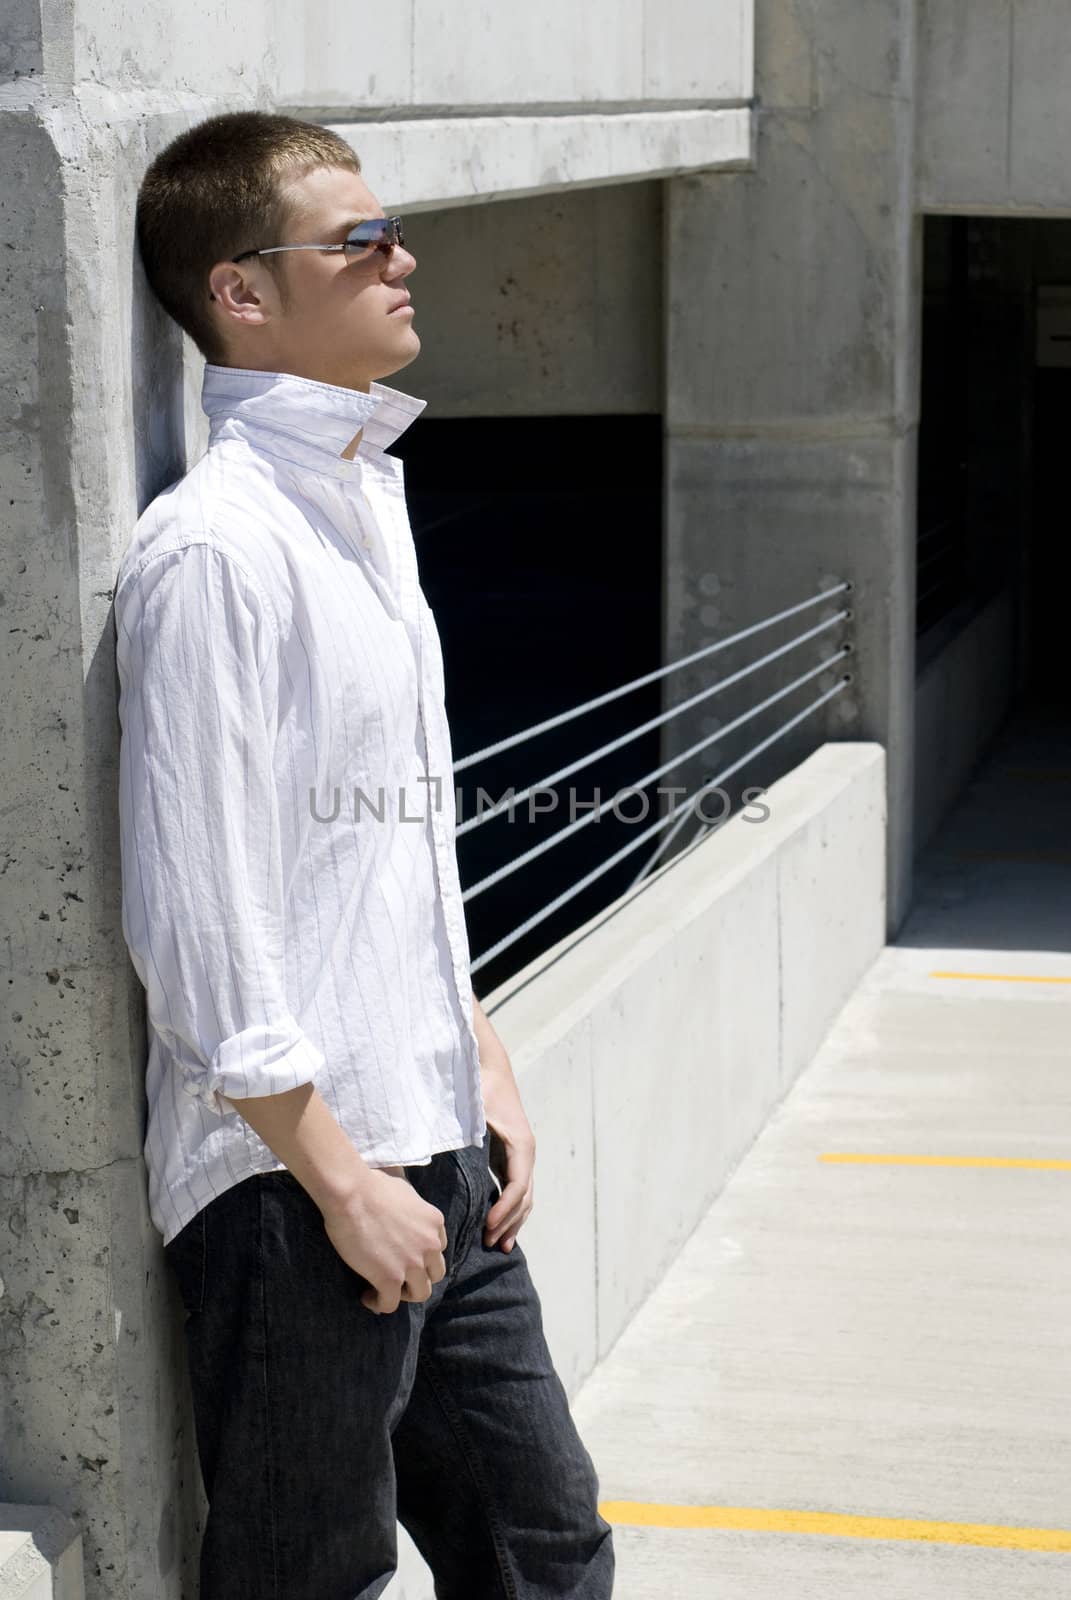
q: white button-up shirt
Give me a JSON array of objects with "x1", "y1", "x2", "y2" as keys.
[{"x1": 115, "y1": 363, "x2": 486, "y2": 1245}]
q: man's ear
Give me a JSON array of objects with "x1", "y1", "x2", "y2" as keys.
[{"x1": 208, "y1": 262, "x2": 271, "y2": 323}]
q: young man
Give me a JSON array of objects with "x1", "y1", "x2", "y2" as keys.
[{"x1": 116, "y1": 110, "x2": 615, "y2": 1599}]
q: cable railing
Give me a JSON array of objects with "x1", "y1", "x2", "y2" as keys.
[{"x1": 454, "y1": 582, "x2": 855, "y2": 976}]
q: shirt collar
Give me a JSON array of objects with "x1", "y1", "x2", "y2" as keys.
[{"x1": 201, "y1": 363, "x2": 428, "y2": 477}]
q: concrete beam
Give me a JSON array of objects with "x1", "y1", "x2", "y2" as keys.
[{"x1": 332, "y1": 108, "x2": 754, "y2": 214}]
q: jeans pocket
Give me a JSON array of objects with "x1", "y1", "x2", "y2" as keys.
[{"x1": 164, "y1": 1208, "x2": 207, "y2": 1317}]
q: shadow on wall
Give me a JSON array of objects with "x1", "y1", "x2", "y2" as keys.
[{"x1": 130, "y1": 243, "x2": 192, "y2": 514}]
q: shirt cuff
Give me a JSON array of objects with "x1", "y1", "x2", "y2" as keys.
[{"x1": 179, "y1": 1018, "x2": 325, "y2": 1116}]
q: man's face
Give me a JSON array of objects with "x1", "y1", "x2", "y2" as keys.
[{"x1": 209, "y1": 164, "x2": 419, "y2": 391}]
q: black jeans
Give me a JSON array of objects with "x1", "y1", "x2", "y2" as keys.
[{"x1": 164, "y1": 1128, "x2": 615, "y2": 1599}]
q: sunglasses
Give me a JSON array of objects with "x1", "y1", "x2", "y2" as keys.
[{"x1": 231, "y1": 215, "x2": 406, "y2": 265}]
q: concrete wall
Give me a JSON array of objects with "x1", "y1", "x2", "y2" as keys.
[
  {"x1": 918, "y1": 0, "x2": 1071, "y2": 216},
  {"x1": 484, "y1": 743, "x2": 886, "y2": 1382},
  {"x1": 391, "y1": 182, "x2": 665, "y2": 418},
  {"x1": 0, "y1": 0, "x2": 753, "y2": 1593},
  {"x1": 914, "y1": 586, "x2": 1018, "y2": 860},
  {"x1": 61, "y1": 0, "x2": 754, "y2": 113},
  {"x1": 273, "y1": 0, "x2": 753, "y2": 112},
  {"x1": 663, "y1": 0, "x2": 919, "y2": 938}
]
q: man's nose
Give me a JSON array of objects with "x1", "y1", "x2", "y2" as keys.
[{"x1": 385, "y1": 245, "x2": 416, "y2": 278}]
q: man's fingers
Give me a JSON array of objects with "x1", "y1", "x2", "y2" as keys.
[
  {"x1": 485, "y1": 1180, "x2": 532, "y2": 1244},
  {"x1": 361, "y1": 1248, "x2": 444, "y2": 1314},
  {"x1": 486, "y1": 1180, "x2": 522, "y2": 1227}
]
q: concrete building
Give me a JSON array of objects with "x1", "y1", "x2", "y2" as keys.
[
  {"x1": 1, "y1": 0, "x2": 1067, "y2": 1595},
  {"x1": 668, "y1": 0, "x2": 1071, "y2": 935}
]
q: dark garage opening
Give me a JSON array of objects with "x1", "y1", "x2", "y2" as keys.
[
  {"x1": 917, "y1": 214, "x2": 1071, "y2": 710},
  {"x1": 392, "y1": 414, "x2": 663, "y2": 996}
]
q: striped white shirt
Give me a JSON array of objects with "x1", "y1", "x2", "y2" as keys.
[{"x1": 115, "y1": 363, "x2": 486, "y2": 1245}]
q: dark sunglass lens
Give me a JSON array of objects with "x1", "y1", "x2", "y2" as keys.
[
  {"x1": 344, "y1": 218, "x2": 403, "y2": 256},
  {"x1": 346, "y1": 220, "x2": 384, "y2": 252}
]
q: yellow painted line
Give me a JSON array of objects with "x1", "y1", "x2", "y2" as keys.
[
  {"x1": 930, "y1": 970, "x2": 1071, "y2": 984},
  {"x1": 598, "y1": 1501, "x2": 1071, "y2": 1551},
  {"x1": 819, "y1": 1153, "x2": 1071, "y2": 1170}
]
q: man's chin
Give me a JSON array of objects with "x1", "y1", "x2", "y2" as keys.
[{"x1": 377, "y1": 331, "x2": 421, "y2": 381}]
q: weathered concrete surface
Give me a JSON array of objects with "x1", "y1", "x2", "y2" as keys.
[
  {"x1": 0, "y1": 0, "x2": 43, "y2": 81},
  {"x1": 0, "y1": 1504, "x2": 84, "y2": 1598},
  {"x1": 571, "y1": 704, "x2": 1071, "y2": 1595},
  {"x1": 664, "y1": 0, "x2": 919, "y2": 936},
  {"x1": 72, "y1": 0, "x2": 755, "y2": 111},
  {"x1": 406, "y1": 180, "x2": 664, "y2": 416},
  {"x1": 919, "y1": 0, "x2": 1071, "y2": 215},
  {"x1": 336, "y1": 108, "x2": 753, "y2": 215},
  {"x1": 0, "y1": 87, "x2": 207, "y2": 1597}
]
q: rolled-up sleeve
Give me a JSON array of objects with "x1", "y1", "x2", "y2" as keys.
[{"x1": 115, "y1": 540, "x2": 324, "y2": 1115}]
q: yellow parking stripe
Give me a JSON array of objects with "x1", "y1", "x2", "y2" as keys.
[
  {"x1": 930, "y1": 970, "x2": 1071, "y2": 983},
  {"x1": 819, "y1": 1153, "x2": 1071, "y2": 1169},
  {"x1": 598, "y1": 1502, "x2": 1071, "y2": 1551}
]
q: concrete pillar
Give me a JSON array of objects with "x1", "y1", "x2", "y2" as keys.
[
  {"x1": 1, "y1": 78, "x2": 204, "y2": 1600},
  {"x1": 663, "y1": 0, "x2": 920, "y2": 933}
]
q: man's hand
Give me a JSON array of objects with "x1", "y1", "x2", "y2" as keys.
[
  {"x1": 321, "y1": 1171, "x2": 449, "y2": 1315},
  {"x1": 224, "y1": 1081, "x2": 448, "y2": 1315},
  {"x1": 472, "y1": 996, "x2": 535, "y2": 1253}
]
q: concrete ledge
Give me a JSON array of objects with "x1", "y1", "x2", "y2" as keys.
[
  {"x1": 0, "y1": 1508, "x2": 84, "y2": 1600},
  {"x1": 481, "y1": 740, "x2": 887, "y2": 1383},
  {"x1": 326, "y1": 107, "x2": 754, "y2": 212}
]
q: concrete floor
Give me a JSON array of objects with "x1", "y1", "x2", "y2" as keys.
[{"x1": 572, "y1": 698, "x2": 1071, "y2": 1597}]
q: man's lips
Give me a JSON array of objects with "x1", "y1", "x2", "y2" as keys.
[{"x1": 388, "y1": 295, "x2": 413, "y2": 314}]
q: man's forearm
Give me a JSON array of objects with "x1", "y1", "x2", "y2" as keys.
[
  {"x1": 472, "y1": 993, "x2": 513, "y2": 1077},
  {"x1": 471, "y1": 995, "x2": 534, "y2": 1146},
  {"x1": 229, "y1": 1000, "x2": 517, "y2": 1216},
  {"x1": 224, "y1": 1083, "x2": 374, "y2": 1213}
]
